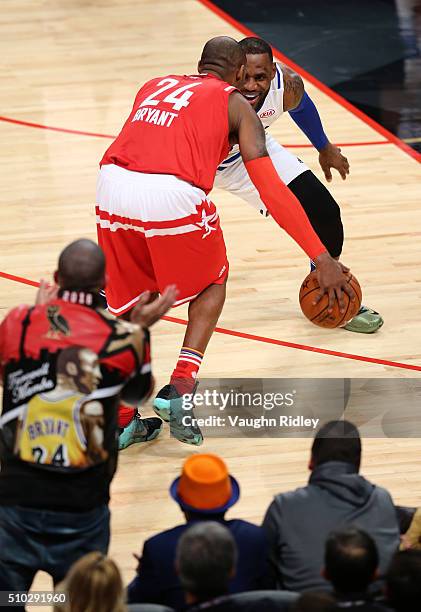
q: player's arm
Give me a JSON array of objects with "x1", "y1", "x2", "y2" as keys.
[
  {"x1": 281, "y1": 65, "x2": 350, "y2": 182},
  {"x1": 229, "y1": 92, "x2": 354, "y2": 311}
]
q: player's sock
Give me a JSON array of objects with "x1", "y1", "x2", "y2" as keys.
[
  {"x1": 170, "y1": 347, "x2": 203, "y2": 395},
  {"x1": 118, "y1": 403, "x2": 136, "y2": 429}
]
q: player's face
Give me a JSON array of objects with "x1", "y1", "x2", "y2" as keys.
[{"x1": 241, "y1": 53, "x2": 276, "y2": 111}]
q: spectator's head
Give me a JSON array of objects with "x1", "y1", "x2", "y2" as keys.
[
  {"x1": 55, "y1": 239, "x2": 106, "y2": 292},
  {"x1": 56, "y1": 552, "x2": 125, "y2": 612},
  {"x1": 170, "y1": 454, "x2": 240, "y2": 521},
  {"x1": 176, "y1": 521, "x2": 237, "y2": 604},
  {"x1": 291, "y1": 592, "x2": 336, "y2": 612},
  {"x1": 324, "y1": 527, "x2": 379, "y2": 593},
  {"x1": 310, "y1": 420, "x2": 361, "y2": 471},
  {"x1": 386, "y1": 550, "x2": 421, "y2": 612},
  {"x1": 198, "y1": 36, "x2": 246, "y2": 88}
]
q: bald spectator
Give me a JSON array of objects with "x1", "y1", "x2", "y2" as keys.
[{"x1": 0, "y1": 239, "x2": 176, "y2": 594}]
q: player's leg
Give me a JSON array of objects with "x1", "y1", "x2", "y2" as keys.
[
  {"x1": 117, "y1": 342, "x2": 163, "y2": 450},
  {"x1": 287, "y1": 170, "x2": 343, "y2": 258},
  {"x1": 96, "y1": 165, "x2": 164, "y2": 448},
  {"x1": 173, "y1": 280, "x2": 227, "y2": 393},
  {"x1": 144, "y1": 192, "x2": 228, "y2": 445},
  {"x1": 154, "y1": 279, "x2": 227, "y2": 445}
]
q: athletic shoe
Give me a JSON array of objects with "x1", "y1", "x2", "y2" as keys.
[
  {"x1": 153, "y1": 383, "x2": 203, "y2": 446},
  {"x1": 153, "y1": 384, "x2": 181, "y2": 422},
  {"x1": 118, "y1": 414, "x2": 163, "y2": 450},
  {"x1": 343, "y1": 306, "x2": 384, "y2": 334}
]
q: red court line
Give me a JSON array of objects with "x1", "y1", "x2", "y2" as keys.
[
  {"x1": 0, "y1": 115, "x2": 115, "y2": 139},
  {"x1": 1, "y1": 270, "x2": 420, "y2": 373},
  {"x1": 164, "y1": 316, "x2": 421, "y2": 373},
  {"x1": 197, "y1": 0, "x2": 421, "y2": 164},
  {"x1": 0, "y1": 115, "x2": 389, "y2": 149},
  {"x1": 0, "y1": 271, "x2": 39, "y2": 288}
]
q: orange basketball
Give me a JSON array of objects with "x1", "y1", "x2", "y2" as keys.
[{"x1": 299, "y1": 270, "x2": 362, "y2": 328}]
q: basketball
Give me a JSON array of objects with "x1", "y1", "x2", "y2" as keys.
[{"x1": 299, "y1": 270, "x2": 362, "y2": 328}]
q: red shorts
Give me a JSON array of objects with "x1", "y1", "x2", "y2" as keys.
[{"x1": 96, "y1": 164, "x2": 228, "y2": 315}]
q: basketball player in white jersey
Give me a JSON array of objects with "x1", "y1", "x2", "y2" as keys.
[{"x1": 215, "y1": 37, "x2": 383, "y2": 334}]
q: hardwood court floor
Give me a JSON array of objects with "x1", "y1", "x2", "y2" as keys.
[{"x1": 0, "y1": 0, "x2": 420, "y2": 602}]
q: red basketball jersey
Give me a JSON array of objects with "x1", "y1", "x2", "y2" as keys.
[{"x1": 101, "y1": 74, "x2": 237, "y2": 193}]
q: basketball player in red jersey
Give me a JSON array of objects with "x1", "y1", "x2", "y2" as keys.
[{"x1": 96, "y1": 36, "x2": 355, "y2": 446}]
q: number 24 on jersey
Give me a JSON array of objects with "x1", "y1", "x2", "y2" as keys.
[{"x1": 132, "y1": 78, "x2": 202, "y2": 128}]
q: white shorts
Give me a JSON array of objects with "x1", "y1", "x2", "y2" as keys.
[{"x1": 214, "y1": 133, "x2": 309, "y2": 215}]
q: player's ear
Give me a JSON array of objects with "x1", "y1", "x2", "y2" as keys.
[{"x1": 236, "y1": 64, "x2": 246, "y2": 86}]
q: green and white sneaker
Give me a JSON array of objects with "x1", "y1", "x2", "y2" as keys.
[
  {"x1": 153, "y1": 383, "x2": 203, "y2": 446},
  {"x1": 118, "y1": 415, "x2": 163, "y2": 450},
  {"x1": 343, "y1": 306, "x2": 384, "y2": 334}
]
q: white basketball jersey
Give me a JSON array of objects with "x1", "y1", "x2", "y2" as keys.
[{"x1": 218, "y1": 63, "x2": 284, "y2": 170}]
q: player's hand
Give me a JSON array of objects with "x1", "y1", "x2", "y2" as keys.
[
  {"x1": 318, "y1": 142, "x2": 350, "y2": 182},
  {"x1": 35, "y1": 279, "x2": 59, "y2": 305},
  {"x1": 313, "y1": 253, "x2": 355, "y2": 313},
  {"x1": 130, "y1": 285, "x2": 178, "y2": 328}
]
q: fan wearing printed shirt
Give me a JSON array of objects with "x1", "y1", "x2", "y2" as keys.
[{"x1": 215, "y1": 37, "x2": 383, "y2": 334}]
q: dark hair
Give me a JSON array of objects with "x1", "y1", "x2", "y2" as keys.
[
  {"x1": 386, "y1": 550, "x2": 421, "y2": 612},
  {"x1": 291, "y1": 592, "x2": 336, "y2": 612},
  {"x1": 311, "y1": 420, "x2": 361, "y2": 470},
  {"x1": 325, "y1": 527, "x2": 378, "y2": 593},
  {"x1": 239, "y1": 37, "x2": 273, "y2": 62},
  {"x1": 176, "y1": 522, "x2": 237, "y2": 601}
]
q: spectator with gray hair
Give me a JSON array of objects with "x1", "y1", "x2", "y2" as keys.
[
  {"x1": 175, "y1": 521, "x2": 296, "y2": 612},
  {"x1": 176, "y1": 522, "x2": 237, "y2": 608}
]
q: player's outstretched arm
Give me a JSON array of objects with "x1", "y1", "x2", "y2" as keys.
[
  {"x1": 282, "y1": 66, "x2": 350, "y2": 182},
  {"x1": 229, "y1": 92, "x2": 355, "y2": 311}
]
